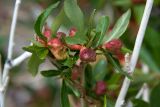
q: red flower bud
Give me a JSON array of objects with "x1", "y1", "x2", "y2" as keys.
[
  {"x1": 57, "y1": 32, "x2": 66, "y2": 39},
  {"x1": 47, "y1": 38, "x2": 63, "y2": 49},
  {"x1": 79, "y1": 48, "x2": 96, "y2": 62},
  {"x1": 115, "y1": 51, "x2": 125, "y2": 65},
  {"x1": 95, "y1": 81, "x2": 107, "y2": 95},
  {"x1": 69, "y1": 27, "x2": 77, "y2": 37},
  {"x1": 43, "y1": 28, "x2": 52, "y2": 40},
  {"x1": 71, "y1": 66, "x2": 81, "y2": 80},
  {"x1": 68, "y1": 44, "x2": 83, "y2": 50},
  {"x1": 104, "y1": 39, "x2": 122, "y2": 51}
]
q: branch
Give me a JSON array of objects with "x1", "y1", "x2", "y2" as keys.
[
  {"x1": 0, "y1": 0, "x2": 22, "y2": 107},
  {"x1": 115, "y1": 0, "x2": 153, "y2": 107}
]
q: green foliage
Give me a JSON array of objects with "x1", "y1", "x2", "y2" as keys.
[
  {"x1": 104, "y1": 9, "x2": 131, "y2": 42},
  {"x1": 150, "y1": 83, "x2": 160, "y2": 107},
  {"x1": 92, "y1": 16, "x2": 110, "y2": 48},
  {"x1": 64, "y1": 35, "x2": 87, "y2": 45},
  {"x1": 64, "y1": 0, "x2": 84, "y2": 33},
  {"x1": 65, "y1": 80, "x2": 80, "y2": 97},
  {"x1": 28, "y1": 54, "x2": 44, "y2": 76},
  {"x1": 61, "y1": 80, "x2": 70, "y2": 107},
  {"x1": 105, "y1": 52, "x2": 132, "y2": 79},
  {"x1": 140, "y1": 46, "x2": 160, "y2": 72},
  {"x1": 41, "y1": 70, "x2": 61, "y2": 77},
  {"x1": 93, "y1": 59, "x2": 108, "y2": 81},
  {"x1": 132, "y1": 99, "x2": 149, "y2": 107},
  {"x1": 133, "y1": 5, "x2": 145, "y2": 24},
  {"x1": 34, "y1": 2, "x2": 60, "y2": 40},
  {"x1": 104, "y1": 95, "x2": 107, "y2": 107},
  {"x1": 23, "y1": 45, "x2": 48, "y2": 60}
]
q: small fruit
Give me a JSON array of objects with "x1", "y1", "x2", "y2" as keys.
[
  {"x1": 95, "y1": 81, "x2": 107, "y2": 95},
  {"x1": 69, "y1": 27, "x2": 77, "y2": 37},
  {"x1": 57, "y1": 32, "x2": 66, "y2": 39},
  {"x1": 47, "y1": 38, "x2": 63, "y2": 49},
  {"x1": 79, "y1": 48, "x2": 96, "y2": 62},
  {"x1": 104, "y1": 39, "x2": 122, "y2": 51}
]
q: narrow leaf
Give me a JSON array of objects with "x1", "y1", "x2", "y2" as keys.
[
  {"x1": 104, "y1": 95, "x2": 107, "y2": 107},
  {"x1": 150, "y1": 83, "x2": 160, "y2": 107},
  {"x1": 34, "y1": 2, "x2": 60, "y2": 40},
  {"x1": 41, "y1": 70, "x2": 61, "y2": 77},
  {"x1": 61, "y1": 80, "x2": 70, "y2": 107},
  {"x1": 93, "y1": 59, "x2": 108, "y2": 81},
  {"x1": 65, "y1": 35, "x2": 87, "y2": 45},
  {"x1": 106, "y1": 53, "x2": 132, "y2": 79},
  {"x1": 93, "y1": 16, "x2": 109, "y2": 47},
  {"x1": 28, "y1": 54, "x2": 44, "y2": 76},
  {"x1": 104, "y1": 9, "x2": 131, "y2": 42},
  {"x1": 64, "y1": 0, "x2": 84, "y2": 32}
]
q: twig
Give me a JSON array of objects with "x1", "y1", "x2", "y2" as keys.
[
  {"x1": 0, "y1": 0, "x2": 22, "y2": 107},
  {"x1": 115, "y1": 0, "x2": 153, "y2": 107}
]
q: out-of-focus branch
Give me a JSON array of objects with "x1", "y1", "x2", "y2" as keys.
[
  {"x1": 115, "y1": 0, "x2": 153, "y2": 107},
  {"x1": 0, "y1": 0, "x2": 22, "y2": 107}
]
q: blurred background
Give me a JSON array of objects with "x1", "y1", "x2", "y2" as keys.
[{"x1": 0, "y1": 0, "x2": 160, "y2": 107}]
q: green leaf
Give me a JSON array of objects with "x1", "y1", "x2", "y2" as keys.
[
  {"x1": 61, "y1": 80, "x2": 70, "y2": 107},
  {"x1": 31, "y1": 39, "x2": 44, "y2": 47},
  {"x1": 64, "y1": 0, "x2": 84, "y2": 32},
  {"x1": 104, "y1": 9, "x2": 131, "y2": 42},
  {"x1": 106, "y1": 53, "x2": 132, "y2": 79},
  {"x1": 88, "y1": 9, "x2": 96, "y2": 30},
  {"x1": 150, "y1": 83, "x2": 160, "y2": 107},
  {"x1": 62, "y1": 58, "x2": 75, "y2": 68},
  {"x1": 104, "y1": 95, "x2": 107, "y2": 107},
  {"x1": 65, "y1": 35, "x2": 87, "y2": 45},
  {"x1": 34, "y1": 2, "x2": 60, "y2": 40},
  {"x1": 51, "y1": 9, "x2": 66, "y2": 34},
  {"x1": 28, "y1": 54, "x2": 44, "y2": 76},
  {"x1": 23, "y1": 45, "x2": 48, "y2": 60},
  {"x1": 132, "y1": 99, "x2": 149, "y2": 107},
  {"x1": 140, "y1": 46, "x2": 160, "y2": 72},
  {"x1": 85, "y1": 64, "x2": 94, "y2": 88},
  {"x1": 133, "y1": 5, "x2": 145, "y2": 24},
  {"x1": 41, "y1": 70, "x2": 61, "y2": 77},
  {"x1": 65, "y1": 80, "x2": 80, "y2": 97},
  {"x1": 92, "y1": 16, "x2": 109, "y2": 48},
  {"x1": 121, "y1": 47, "x2": 132, "y2": 54},
  {"x1": 93, "y1": 59, "x2": 108, "y2": 81}
]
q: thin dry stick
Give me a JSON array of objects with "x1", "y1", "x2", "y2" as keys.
[
  {"x1": 115, "y1": 0, "x2": 153, "y2": 107},
  {"x1": 0, "y1": 0, "x2": 22, "y2": 107}
]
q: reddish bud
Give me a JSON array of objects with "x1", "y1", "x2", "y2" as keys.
[
  {"x1": 79, "y1": 48, "x2": 96, "y2": 62},
  {"x1": 47, "y1": 38, "x2": 63, "y2": 49},
  {"x1": 69, "y1": 27, "x2": 77, "y2": 37},
  {"x1": 57, "y1": 32, "x2": 66, "y2": 39},
  {"x1": 68, "y1": 44, "x2": 83, "y2": 50},
  {"x1": 104, "y1": 39, "x2": 122, "y2": 51},
  {"x1": 71, "y1": 66, "x2": 81, "y2": 80},
  {"x1": 95, "y1": 81, "x2": 107, "y2": 95},
  {"x1": 115, "y1": 51, "x2": 125, "y2": 65},
  {"x1": 43, "y1": 28, "x2": 52, "y2": 40}
]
